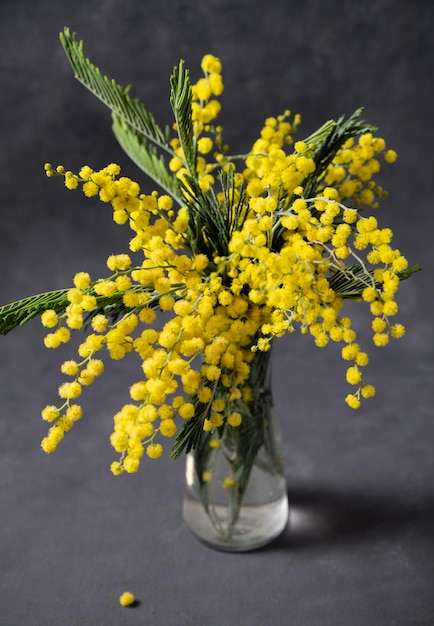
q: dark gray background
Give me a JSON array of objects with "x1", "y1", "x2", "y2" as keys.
[{"x1": 1, "y1": 1, "x2": 433, "y2": 624}]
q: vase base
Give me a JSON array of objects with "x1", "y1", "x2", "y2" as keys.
[{"x1": 183, "y1": 492, "x2": 289, "y2": 552}]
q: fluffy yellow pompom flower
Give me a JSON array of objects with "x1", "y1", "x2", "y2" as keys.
[
  {"x1": 58, "y1": 381, "x2": 82, "y2": 400},
  {"x1": 40, "y1": 436, "x2": 59, "y2": 454},
  {"x1": 179, "y1": 403, "x2": 195, "y2": 419},
  {"x1": 146, "y1": 443, "x2": 163, "y2": 459},
  {"x1": 228, "y1": 412, "x2": 242, "y2": 427},
  {"x1": 383, "y1": 301, "x2": 398, "y2": 316},
  {"x1": 73, "y1": 272, "x2": 91, "y2": 290},
  {"x1": 390, "y1": 323, "x2": 406, "y2": 339},
  {"x1": 66, "y1": 404, "x2": 83, "y2": 421},
  {"x1": 200, "y1": 54, "x2": 222, "y2": 74},
  {"x1": 60, "y1": 360, "x2": 80, "y2": 376},
  {"x1": 159, "y1": 419, "x2": 177, "y2": 437},
  {"x1": 346, "y1": 366, "x2": 362, "y2": 385},
  {"x1": 222, "y1": 476, "x2": 236, "y2": 488},
  {"x1": 119, "y1": 591, "x2": 135, "y2": 607},
  {"x1": 373, "y1": 333, "x2": 389, "y2": 347},
  {"x1": 361, "y1": 384, "x2": 376, "y2": 399},
  {"x1": 345, "y1": 394, "x2": 361, "y2": 409},
  {"x1": 91, "y1": 314, "x2": 109, "y2": 332},
  {"x1": 197, "y1": 137, "x2": 213, "y2": 154},
  {"x1": 41, "y1": 405, "x2": 59, "y2": 422},
  {"x1": 384, "y1": 150, "x2": 397, "y2": 163},
  {"x1": 41, "y1": 310, "x2": 59, "y2": 328}
]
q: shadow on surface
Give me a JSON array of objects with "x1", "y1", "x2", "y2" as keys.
[{"x1": 266, "y1": 484, "x2": 434, "y2": 551}]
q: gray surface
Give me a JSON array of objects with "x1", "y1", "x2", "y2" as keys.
[{"x1": 1, "y1": 1, "x2": 433, "y2": 624}]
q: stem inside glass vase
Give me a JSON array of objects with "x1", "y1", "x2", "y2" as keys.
[{"x1": 183, "y1": 348, "x2": 288, "y2": 551}]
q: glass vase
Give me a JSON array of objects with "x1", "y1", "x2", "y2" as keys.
[{"x1": 182, "y1": 349, "x2": 288, "y2": 551}]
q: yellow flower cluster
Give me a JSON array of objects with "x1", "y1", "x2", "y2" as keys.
[{"x1": 40, "y1": 53, "x2": 410, "y2": 473}]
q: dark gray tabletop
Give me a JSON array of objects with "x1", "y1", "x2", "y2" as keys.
[{"x1": 1, "y1": 1, "x2": 433, "y2": 624}]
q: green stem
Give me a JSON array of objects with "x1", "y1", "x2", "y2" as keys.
[{"x1": 193, "y1": 348, "x2": 274, "y2": 540}]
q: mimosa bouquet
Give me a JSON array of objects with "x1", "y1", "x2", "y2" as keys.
[{"x1": 0, "y1": 28, "x2": 419, "y2": 549}]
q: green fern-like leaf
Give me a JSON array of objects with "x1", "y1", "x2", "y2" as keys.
[
  {"x1": 0, "y1": 290, "x2": 71, "y2": 335},
  {"x1": 0, "y1": 285, "x2": 165, "y2": 335},
  {"x1": 302, "y1": 108, "x2": 377, "y2": 198},
  {"x1": 60, "y1": 27, "x2": 172, "y2": 154},
  {"x1": 219, "y1": 167, "x2": 249, "y2": 239},
  {"x1": 111, "y1": 113, "x2": 182, "y2": 202},
  {"x1": 171, "y1": 398, "x2": 210, "y2": 459},
  {"x1": 169, "y1": 60, "x2": 197, "y2": 176},
  {"x1": 178, "y1": 175, "x2": 226, "y2": 258},
  {"x1": 177, "y1": 167, "x2": 249, "y2": 259}
]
